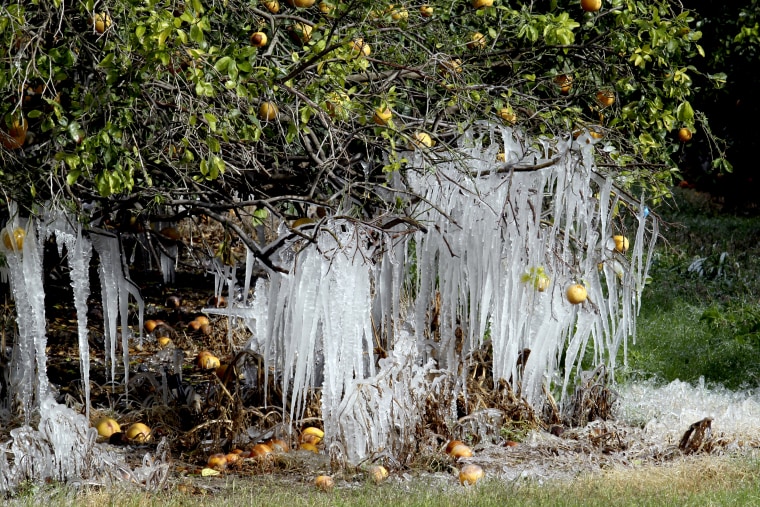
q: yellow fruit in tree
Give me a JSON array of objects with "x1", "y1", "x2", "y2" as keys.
[
  {"x1": 613, "y1": 235, "x2": 629, "y2": 253},
  {"x1": 459, "y1": 464, "x2": 484, "y2": 485},
  {"x1": 2, "y1": 116, "x2": 28, "y2": 150},
  {"x1": 420, "y1": 4, "x2": 433, "y2": 16},
  {"x1": 373, "y1": 106, "x2": 392, "y2": 125},
  {"x1": 566, "y1": 284, "x2": 588, "y2": 305},
  {"x1": 471, "y1": 0, "x2": 493, "y2": 8},
  {"x1": 2, "y1": 227, "x2": 25, "y2": 251},
  {"x1": 678, "y1": 128, "x2": 692, "y2": 142},
  {"x1": 555, "y1": 74, "x2": 573, "y2": 95},
  {"x1": 536, "y1": 274, "x2": 550, "y2": 292},
  {"x1": 596, "y1": 90, "x2": 615, "y2": 107},
  {"x1": 95, "y1": 417, "x2": 121, "y2": 438},
  {"x1": 498, "y1": 107, "x2": 517, "y2": 123},
  {"x1": 318, "y1": 1, "x2": 334, "y2": 13},
  {"x1": 439, "y1": 58, "x2": 463, "y2": 77},
  {"x1": 250, "y1": 32, "x2": 268, "y2": 47},
  {"x1": 290, "y1": 22, "x2": 313, "y2": 44},
  {"x1": 126, "y1": 422, "x2": 152, "y2": 442},
  {"x1": 390, "y1": 6, "x2": 408, "y2": 21},
  {"x1": 325, "y1": 91, "x2": 351, "y2": 119},
  {"x1": 315, "y1": 475, "x2": 334, "y2": 491},
  {"x1": 467, "y1": 32, "x2": 487, "y2": 50},
  {"x1": 369, "y1": 465, "x2": 389, "y2": 483},
  {"x1": 259, "y1": 101, "x2": 279, "y2": 121},
  {"x1": 287, "y1": 0, "x2": 316, "y2": 7},
  {"x1": 581, "y1": 0, "x2": 602, "y2": 12},
  {"x1": 408, "y1": 132, "x2": 433, "y2": 150},
  {"x1": 350, "y1": 38, "x2": 371, "y2": 57},
  {"x1": 496, "y1": 152, "x2": 506, "y2": 162},
  {"x1": 92, "y1": 12, "x2": 112, "y2": 34},
  {"x1": 262, "y1": 0, "x2": 280, "y2": 13}
]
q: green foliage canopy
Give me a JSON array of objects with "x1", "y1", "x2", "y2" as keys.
[{"x1": 0, "y1": 0, "x2": 725, "y2": 250}]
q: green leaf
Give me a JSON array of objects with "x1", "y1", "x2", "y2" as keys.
[
  {"x1": 676, "y1": 101, "x2": 694, "y2": 122},
  {"x1": 214, "y1": 56, "x2": 232, "y2": 73},
  {"x1": 190, "y1": 23, "x2": 204, "y2": 43}
]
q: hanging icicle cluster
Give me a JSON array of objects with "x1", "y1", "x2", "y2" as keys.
[{"x1": 229, "y1": 125, "x2": 658, "y2": 463}]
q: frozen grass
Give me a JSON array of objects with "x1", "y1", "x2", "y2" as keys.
[{"x1": 6, "y1": 455, "x2": 760, "y2": 507}]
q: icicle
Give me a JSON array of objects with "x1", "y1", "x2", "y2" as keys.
[
  {"x1": 91, "y1": 233, "x2": 144, "y2": 393},
  {"x1": 2, "y1": 217, "x2": 48, "y2": 422}
]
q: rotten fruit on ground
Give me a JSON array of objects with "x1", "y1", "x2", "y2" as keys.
[
  {"x1": 449, "y1": 443, "x2": 473, "y2": 459},
  {"x1": 95, "y1": 417, "x2": 121, "y2": 438},
  {"x1": 207, "y1": 453, "x2": 227, "y2": 470},
  {"x1": 315, "y1": 475, "x2": 334, "y2": 491},
  {"x1": 2, "y1": 227, "x2": 25, "y2": 251},
  {"x1": 265, "y1": 438, "x2": 290, "y2": 453},
  {"x1": 445, "y1": 440, "x2": 465, "y2": 455},
  {"x1": 301, "y1": 426, "x2": 324, "y2": 444},
  {"x1": 197, "y1": 350, "x2": 221, "y2": 370},
  {"x1": 369, "y1": 465, "x2": 388, "y2": 483},
  {"x1": 299, "y1": 442, "x2": 319, "y2": 453},
  {"x1": 566, "y1": 284, "x2": 588, "y2": 305},
  {"x1": 125, "y1": 422, "x2": 152, "y2": 442},
  {"x1": 251, "y1": 443, "x2": 273, "y2": 458},
  {"x1": 459, "y1": 464, "x2": 484, "y2": 485}
]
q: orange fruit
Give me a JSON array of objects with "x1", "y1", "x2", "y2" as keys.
[
  {"x1": 581, "y1": 0, "x2": 602, "y2": 12},
  {"x1": 678, "y1": 128, "x2": 692, "y2": 142},
  {"x1": 459, "y1": 464, "x2": 484, "y2": 485}
]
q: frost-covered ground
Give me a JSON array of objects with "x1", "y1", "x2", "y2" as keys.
[{"x1": 450, "y1": 379, "x2": 760, "y2": 484}]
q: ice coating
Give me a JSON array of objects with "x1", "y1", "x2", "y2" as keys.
[
  {"x1": 3, "y1": 218, "x2": 48, "y2": 423},
  {"x1": 40, "y1": 210, "x2": 94, "y2": 420},
  {"x1": 91, "y1": 233, "x2": 145, "y2": 392},
  {"x1": 223, "y1": 125, "x2": 657, "y2": 462},
  {"x1": 617, "y1": 378, "x2": 760, "y2": 447}
]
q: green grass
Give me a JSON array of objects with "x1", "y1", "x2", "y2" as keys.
[{"x1": 622, "y1": 188, "x2": 760, "y2": 388}]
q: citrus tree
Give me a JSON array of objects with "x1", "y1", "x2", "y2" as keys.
[{"x1": 0, "y1": 0, "x2": 722, "y2": 260}]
